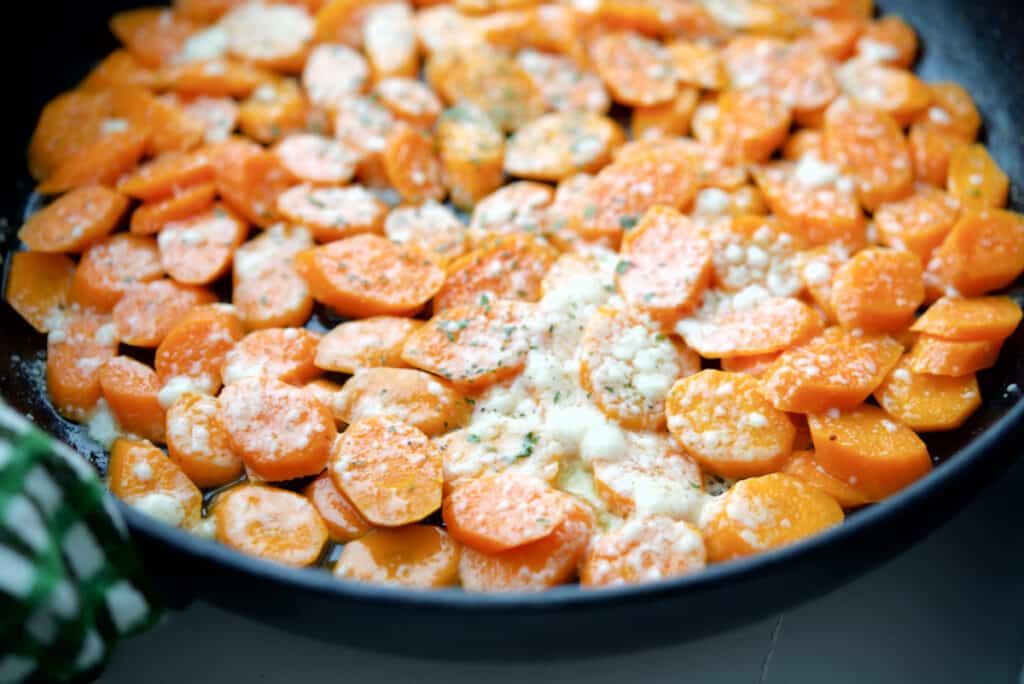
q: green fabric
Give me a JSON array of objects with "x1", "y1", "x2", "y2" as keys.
[{"x1": 0, "y1": 405, "x2": 162, "y2": 684}]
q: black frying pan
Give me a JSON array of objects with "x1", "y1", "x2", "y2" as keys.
[{"x1": 2, "y1": 0, "x2": 1023, "y2": 661}]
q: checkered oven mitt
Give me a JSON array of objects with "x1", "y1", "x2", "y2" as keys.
[{"x1": 0, "y1": 403, "x2": 162, "y2": 683}]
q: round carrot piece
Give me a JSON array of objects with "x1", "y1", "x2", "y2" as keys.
[
  {"x1": 458, "y1": 496, "x2": 594, "y2": 592},
  {"x1": 276, "y1": 184, "x2": 387, "y2": 242},
  {"x1": 401, "y1": 300, "x2": 541, "y2": 392},
  {"x1": 330, "y1": 415, "x2": 442, "y2": 527},
  {"x1": 334, "y1": 525, "x2": 460, "y2": 589},
  {"x1": 5, "y1": 252, "x2": 75, "y2": 333},
  {"x1": 468, "y1": 181, "x2": 553, "y2": 246},
  {"x1": 273, "y1": 133, "x2": 358, "y2": 185},
  {"x1": 178, "y1": 95, "x2": 240, "y2": 145},
  {"x1": 333, "y1": 95, "x2": 395, "y2": 188},
  {"x1": 795, "y1": 245, "x2": 848, "y2": 319},
  {"x1": 160, "y1": 58, "x2": 274, "y2": 98},
  {"x1": 874, "y1": 356, "x2": 981, "y2": 432},
  {"x1": 909, "y1": 120, "x2": 964, "y2": 189},
  {"x1": 920, "y1": 82, "x2": 981, "y2": 142},
  {"x1": 113, "y1": 280, "x2": 217, "y2": 348},
  {"x1": 835, "y1": 60, "x2": 931, "y2": 127},
  {"x1": 373, "y1": 77, "x2": 443, "y2": 128},
  {"x1": 435, "y1": 234, "x2": 555, "y2": 312},
  {"x1": 504, "y1": 112, "x2": 624, "y2": 182},
  {"x1": 222, "y1": 327, "x2": 320, "y2": 386},
  {"x1": 383, "y1": 124, "x2": 446, "y2": 204},
  {"x1": 232, "y1": 224, "x2": 315, "y2": 330},
  {"x1": 364, "y1": 2, "x2": 417, "y2": 80},
  {"x1": 702, "y1": 473, "x2": 844, "y2": 562},
  {"x1": 316, "y1": 316, "x2": 422, "y2": 374},
  {"x1": 385, "y1": 201, "x2": 468, "y2": 265},
  {"x1": 108, "y1": 438, "x2": 202, "y2": 530},
  {"x1": 220, "y1": 2, "x2": 314, "y2": 72},
  {"x1": 830, "y1": 247, "x2": 924, "y2": 333},
  {"x1": 759, "y1": 326, "x2": 904, "y2": 413},
  {"x1": 809, "y1": 404, "x2": 931, "y2": 500},
  {"x1": 436, "y1": 104, "x2": 505, "y2": 210},
  {"x1": 904, "y1": 335, "x2": 1001, "y2": 377},
  {"x1": 516, "y1": 48, "x2": 610, "y2": 114},
  {"x1": 874, "y1": 184, "x2": 960, "y2": 261},
  {"x1": 911, "y1": 296, "x2": 1023, "y2": 342},
  {"x1": 117, "y1": 150, "x2": 215, "y2": 201},
  {"x1": 72, "y1": 234, "x2": 163, "y2": 313},
  {"x1": 165, "y1": 392, "x2": 243, "y2": 488},
  {"x1": 580, "y1": 307, "x2": 699, "y2": 431},
  {"x1": 99, "y1": 356, "x2": 166, "y2": 444},
  {"x1": 782, "y1": 450, "x2": 871, "y2": 509},
  {"x1": 678, "y1": 297, "x2": 823, "y2": 359},
  {"x1": 304, "y1": 472, "x2": 372, "y2": 543},
  {"x1": 19, "y1": 186, "x2": 130, "y2": 254},
  {"x1": 932, "y1": 209, "x2": 1024, "y2": 297},
  {"x1": 111, "y1": 87, "x2": 205, "y2": 156},
  {"x1": 155, "y1": 303, "x2": 244, "y2": 392},
  {"x1": 720, "y1": 352, "x2": 782, "y2": 378},
  {"x1": 856, "y1": 15, "x2": 917, "y2": 68},
  {"x1": 219, "y1": 376, "x2": 336, "y2": 481},
  {"x1": 666, "y1": 369, "x2": 796, "y2": 479},
  {"x1": 590, "y1": 31, "x2": 678, "y2": 107},
  {"x1": 617, "y1": 206, "x2": 713, "y2": 326},
  {"x1": 667, "y1": 40, "x2": 727, "y2": 91},
  {"x1": 714, "y1": 89, "x2": 792, "y2": 163},
  {"x1": 581, "y1": 516, "x2": 705, "y2": 588},
  {"x1": 237, "y1": 77, "x2": 308, "y2": 144},
  {"x1": 211, "y1": 140, "x2": 297, "y2": 226},
  {"x1": 295, "y1": 234, "x2": 445, "y2": 317},
  {"x1": 130, "y1": 183, "x2": 219, "y2": 236},
  {"x1": 335, "y1": 368, "x2": 471, "y2": 437},
  {"x1": 37, "y1": 128, "x2": 149, "y2": 196},
  {"x1": 110, "y1": 7, "x2": 196, "y2": 67},
  {"x1": 158, "y1": 203, "x2": 248, "y2": 285},
  {"x1": 439, "y1": 45, "x2": 546, "y2": 131},
  {"x1": 631, "y1": 88, "x2": 700, "y2": 141},
  {"x1": 214, "y1": 485, "x2": 327, "y2": 566},
  {"x1": 47, "y1": 311, "x2": 119, "y2": 422},
  {"x1": 28, "y1": 89, "x2": 116, "y2": 180},
  {"x1": 947, "y1": 144, "x2": 1009, "y2": 210},
  {"x1": 700, "y1": 215, "x2": 806, "y2": 292},
  {"x1": 302, "y1": 43, "x2": 369, "y2": 109}
]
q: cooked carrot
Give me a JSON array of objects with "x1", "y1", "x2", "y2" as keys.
[
  {"x1": 334, "y1": 525, "x2": 460, "y2": 588},
  {"x1": 277, "y1": 184, "x2": 386, "y2": 242},
  {"x1": 435, "y1": 234, "x2": 555, "y2": 312},
  {"x1": 856, "y1": 15, "x2": 917, "y2": 67},
  {"x1": 829, "y1": 247, "x2": 924, "y2": 333},
  {"x1": 28, "y1": 90, "x2": 116, "y2": 181},
  {"x1": 504, "y1": 112, "x2": 624, "y2": 182},
  {"x1": 110, "y1": 7, "x2": 196, "y2": 67},
  {"x1": 237, "y1": 78, "x2": 307, "y2": 145},
  {"x1": 111, "y1": 87, "x2": 205, "y2": 156},
  {"x1": 631, "y1": 88, "x2": 699, "y2": 140},
  {"x1": 617, "y1": 206, "x2": 713, "y2": 326},
  {"x1": 590, "y1": 32, "x2": 677, "y2": 107},
  {"x1": 71, "y1": 234, "x2": 163, "y2": 312},
  {"x1": 666, "y1": 369, "x2": 796, "y2": 479},
  {"x1": 912, "y1": 296, "x2": 1022, "y2": 342},
  {"x1": 385, "y1": 202, "x2": 467, "y2": 265},
  {"x1": 273, "y1": 133, "x2": 357, "y2": 185},
  {"x1": 435, "y1": 45, "x2": 545, "y2": 132},
  {"x1": 701, "y1": 473, "x2": 844, "y2": 562},
  {"x1": 304, "y1": 472, "x2": 372, "y2": 542},
  {"x1": 591, "y1": 432, "x2": 703, "y2": 518},
  {"x1": 668, "y1": 40, "x2": 727, "y2": 91},
  {"x1": 802, "y1": 15, "x2": 867, "y2": 61},
  {"x1": 211, "y1": 142, "x2": 297, "y2": 227},
  {"x1": 330, "y1": 415, "x2": 442, "y2": 526},
  {"x1": 699, "y1": 215, "x2": 805, "y2": 292},
  {"x1": 177, "y1": 95, "x2": 240, "y2": 146},
  {"x1": 160, "y1": 59, "x2": 273, "y2": 98},
  {"x1": 679, "y1": 297, "x2": 823, "y2": 359},
  {"x1": 37, "y1": 127, "x2": 149, "y2": 195},
  {"x1": 617, "y1": 137, "x2": 749, "y2": 191},
  {"x1": 47, "y1": 311, "x2": 119, "y2": 421},
  {"x1": 108, "y1": 438, "x2": 202, "y2": 530},
  {"x1": 836, "y1": 59, "x2": 931, "y2": 126},
  {"x1": 874, "y1": 184, "x2": 960, "y2": 261},
  {"x1": 316, "y1": 317, "x2": 421, "y2": 374},
  {"x1": 335, "y1": 368, "x2": 471, "y2": 436},
  {"x1": 314, "y1": 0, "x2": 389, "y2": 46},
  {"x1": 467, "y1": 181, "x2": 553, "y2": 246},
  {"x1": 721, "y1": 352, "x2": 783, "y2": 378},
  {"x1": 19, "y1": 186, "x2": 130, "y2": 254},
  {"x1": 874, "y1": 355, "x2": 981, "y2": 432},
  {"x1": 581, "y1": 516, "x2": 705, "y2": 588},
  {"x1": 5, "y1": 252, "x2": 75, "y2": 333},
  {"x1": 919, "y1": 82, "x2": 981, "y2": 141},
  {"x1": 99, "y1": 356, "x2": 166, "y2": 444},
  {"x1": 220, "y1": 2, "x2": 314, "y2": 73},
  {"x1": 113, "y1": 280, "x2": 216, "y2": 348},
  {"x1": 760, "y1": 326, "x2": 904, "y2": 413},
  {"x1": 214, "y1": 485, "x2": 327, "y2": 566},
  {"x1": 908, "y1": 120, "x2": 964, "y2": 188},
  {"x1": 809, "y1": 404, "x2": 931, "y2": 500},
  {"x1": 373, "y1": 77, "x2": 444, "y2": 128},
  {"x1": 782, "y1": 129, "x2": 825, "y2": 161},
  {"x1": 383, "y1": 124, "x2": 445, "y2": 204},
  {"x1": 401, "y1": 299, "x2": 541, "y2": 392},
  {"x1": 932, "y1": 209, "x2": 1024, "y2": 297},
  {"x1": 158, "y1": 204, "x2": 247, "y2": 286},
  {"x1": 436, "y1": 104, "x2": 506, "y2": 210},
  {"x1": 947, "y1": 144, "x2": 1009, "y2": 210},
  {"x1": 232, "y1": 225, "x2": 315, "y2": 329},
  {"x1": 219, "y1": 375, "x2": 335, "y2": 481},
  {"x1": 130, "y1": 183, "x2": 219, "y2": 236},
  {"x1": 222, "y1": 327, "x2": 320, "y2": 386},
  {"x1": 295, "y1": 234, "x2": 444, "y2": 317},
  {"x1": 516, "y1": 48, "x2": 611, "y2": 114},
  {"x1": 714, "y1": 89, "x2": 792, "y2": 163},
  {"x1": 117, "y1": 150, "x2": 212, "y2": 201},
  {"x1": 155, "y1": 303, "x2": 244, "y2": 391},
  {"x1": 363, "y1": 2, "x2": 417, "y2": 81},
  {"x1": 80, "y1": 49, "x2": 159, "y2": 91},
  {"x1": 165, "y1": 392, "x2": 243, "y2": 489},
  {"x1": 782, "y1": 450, "x2": 871, "y2": 509},
  {"x1": 904, "y1": 335, "x2": 1001, "y2": 377},
  {"x1": 332, "y1": 94, "x2": 395, "y2": 188},
  {"x1": 794, "y1": 244, "x2": 848, "y2": 320}
]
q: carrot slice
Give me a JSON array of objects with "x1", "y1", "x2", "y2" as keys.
[
  {"x1": 504, "y1": 112, "x2": 624, "y2": 182},
  {"x1": 237, "y1": 78, "x2": 307, "y2": 145},
  {"x1": 782, "y1": 450, "x2": 871, "y2": 509},
  {"x1": 856, "y1": 15, "x2": 917, "y2": 68},
  {"x1": 130, "y1": 183, "x2": 219, "y2": 236},
  {"x1": 435, "y1": 234, "x2": 555, "y2": 312},
  {"x1": 155, "y1": 303, "x2": 244, "y2": 392},
  {"x1": 304, "y1": 472, "x2": 372, "y2": 543},
  {"x1": 113, "y1": 280, "x2": 217, "y2": 348},
  {"x1": 117, "y1": 150, "x2": 215, "y2": 201},
  {"x1": 829, "y1": 247, "x2": 924, "y2": 333},
  {"x1": 516, "y1": 48, "x2": 610, "y2": 114},
  {"x1": 436, "y1": 104, "x2": 506, "y2": 210},
  {"x1": 80, "y1": 49, "x2": 159, "y2": 91},
  {"x1": 273, "y1": 133, "x2": 358, "y2": 185},
  {"x1": 835, "y1": 59, "x2": 931, "y2": 127},
  {"x1": 581, "y1": 517, "x2": 705, "y2": 588},
  {"x1": 932, "y1": 209, "x2": 1024, "y2": 297},
  {"x1": 71, "y1": 234, "x2": 163, "y2": 313},
  {"x1": 720, "y1": 352, "x2": 782, "y2": 378},
  {"x1": 794, "y1": 244, "x2": 847, "y2": 319},
  {"x1": 178, "y1": 95, "x2": 240, "y2": 145},
  {"x1": 401, "y1": 300, "x2": 541, "y2": 392},
  {"x1": 631, "y1": 88, "x2": 700, "y2": 141},
  {"x1": 668, "y1": 40, "x2": 728, "y2": 91},
  {"x1": 373, "y1": 77, "x2": 444, "y2": 128},
  {"x1": 295, "y1": 234, "x2": 445, "y2": 317},
  {"x1": 159, "y1": 58, "x2": 274, "y2": 98},
  {"x1": 232, "y1": 225, "x2": 315, "y2": 330},
  {"x1": 211, "y1": 138, "x2": 297, "y2": 227},
  {"x1": 468, "y1": 182, "x2": 553, "y2": 246},
  {"x1": 316, "y1": 317, "x2": 422, "y2": 374},
  {"x1": 47, "y1": 311, "x2": 119, "y2": 422},
  {"x1": 301, "y1": 43, "x2": 369, "y2": 109},
  {"x1": 911, "y1": 296, "x2": 1022, "y2": 342},
  {"x1": 714, "y1": 89, "x2": 792, "y2": 163},
  {"x1": 760, "y1": 326, "x2": 904, "y2": 413},
  {"x1": 590, "y1": 31, "x2": 678, "y2": 107},
  {"x1": 904, "y1": 335, "x2": 1001, "y2": 377},
  {"x1": 99, "y1": 356, "x2": 166, "y2": 444},
  {"x1": 5, "y1": 252, "x2": 75, "y2": 333},
  {"x1": 111, "y1": 87, "x2": 205, "y2": 156},
  {"x1": 919, "y1": 82, "x2": 981, "y2": 142},
  {"x1": 874, "y1": 184, "x2": 960, "y2": 261},
  {"x1": 335, "y1": 368, "x2": 471, "y2": 437},
  {"x1": 874, "y1": 356, "x2": 981, "y2": 432},
  {"x1": 437, "y1": 45, "x2": 546, "y2": 131},
  {"x1": 19, "y1": 186, "x2": 130, "y2": 254},
  {"x1": 364, "y1": 2, "x2": 417, "y2": 81},
  {"x1": 277, "y1": 184, "x2": 387, "y2": 242},
  {"x1": 385, "y1": 201, "x2": 468, "y2": 265},
  {"x1": 157, "y1": 204, "x2": 247, "y2": 285},
  {"x1": 909, "y1": 121, "x2": 964, "y2": 189},
  {"x1": 666, "y1": 369, "x2": 796, "y2": 479},
  {"x1": 383, "y1": 124, "x2": 445, "y2": 204},
  {"x1": 678, "y1": 297, "x2": 823, "y2": 359},
  {"x1": 108, "y1": 438, "x2": 202, "y2": 530},
  {"x1": 333, "y1": 95, "x2": 396, "y2": 188},
  {"x1": 28, "y1": 90, "x2": 116, "y2": 181},
  {"x1": 110, "y1": 7, "x2": 197, "y2": 67},
  {"x1": 699, "y1": 215, "x2": 806, "y2": 293},
  {"x1": 617, "y1": 206, "x2": 713, "y2": 326},
  {"x1": 334, "y1": 525, "x2": 460, "y2": 588},
  {"x1": 330, "y1": 415, "x2": 442, "y2": 526},
  {"x1": 220, "y1": 2, "x2": 314, "y2": 73},
  {"x1": 809, "y1": 404, "x2": 931, "y2": 500},
  {"x1": 947, "y1": 144, "x2": 1009, "y2": 210},
  {"x1": 166, "y1": 392, "x2": 244, "y2": 488},
  {"x1": 222, "y1": 327, "x2": 321, "y2": 386},
  {"x1": 37, "y1": 128, "x2": 149, "y2": 195},
  {"x1": 701, "y1": 473, "x2": 844, "y2": 562},
  {"x1": 314, "y1": 0, "x2": 390, "y2": 47},
  {"x1": 214, "y1": 485, "x2": 327, "y2": 566}
]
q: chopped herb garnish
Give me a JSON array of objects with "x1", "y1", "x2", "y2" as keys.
[{"x1": 619, "y1": 215, "x2": 638, "y2": 229}]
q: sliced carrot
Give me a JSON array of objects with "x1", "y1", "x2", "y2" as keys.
[
  {"x1": 277, "y1": 184, "x2": 387, "y2": 242},
  {"x1": 108, "y1": 438, "x2": 202, "y2": 530},
  {"x1": 111, "y1": 87, "x2": 205, "y2": 156},
  {"x1": 701, "y1": 473, "x2": 844, "y2": 562},
  {"x1": 237, "y1": 78, "x2": 307, "y2": 144},
  {"x1": 158, "y1": 204, "x2": 248, "y2": 285},
  {"x1": 28, "y1": 90, "x2": 116, "y2": 181},
  {"x1": 435, "y1": 234, "x2": 555, "y2": 312},
  {"x1": 98, "y1": 356, "x2": 166, "y2": 444},
  {"x1": 159, "y1": 59, "x2": 273, "y2": 98},
  {"x1": 220, "y1": 2, "x2": 315, "y2": 73},
  {"x1": 113, "y1": 279, "x2": 217, "y2": 348},
  {"x1": 720, "y1": 352, "x2": 782, "y2": 378},
  {"x1": 909, "y1": 120, "x2": 965, "y2": 188},
  {"x1": 211, "y1": 142, "x2": 297, "y2": 227},
  {"x1": 383, "y1": 124, "x2": 445, "y2": 204},
  {"x1": 809, "y1": 404, "x2": 931, "y2": 500},
  {"x1": 334, "y1": 368, "x2": 471, "y2": 437},
  {"x1": 155, "y1": 303, "x2": 244, "y2": 391},
  {"x1": 699, "y1": 214, "x2": 805, "y2": 292},
  {"x1": 829, "y1": 247, "x2": 924, "y2": 333},
  {"x1": 295, "y1": 234, "x2": 445, "y2": 317},
  {"x1": 47, "y1": 311, "x2": 119, "y2": 422},
  {"x1": 37, "y1": 127, "x2": 149, "y2": 195},
  {"x1": 782, "y1": 129, "x2": 825, "y2": 161},
  {"x1": 874, "y1": 356, "x2": 981, "y2": 432},
  {"x1": 334, "y1": 525, "x2": 460, "y2": 589},
  {"x1": 436, "y1": 104, "x2": 505, "y2": 210},
  {"x1": 714, "y1": 89, "x2": 792, "y2": 163},
  {"x1": 304, "y1": 472, "x2": 372, "y2": 543},
  {"x1": 801, "y1": 16, "x2": 866, "y2": 61},
  {"x1": 436, "y1": 45, "x2": 546, "y2": 131},
  {"x1": 80, "y1": 49, "x2": 159, "y2": 91},
  {"x1": 130, "y1": 182, "x2": 219, "y2": 236},
  {"x1": 516, "y1": 48, "x2": 610, "y2": 114},
  {"x1": 919, "y1": 82, "x2": 981, "y2": 142},
  {"x1": 782, "y1": 449, "x2": 871, "y2": 509},
  {"x1": 314, "y1": 0, "x2": 390, "y2": 47},
  {"x1": 71, "y1": 234, "x2": 163, "y2": 312},
  {"x1": 590, "y1": 31, "x2": 677, "y2": 107},
  {"x1": 117, "y1": 150, "x2": 214, "y2": 201},
  {"x1": 177, "y1": 95, "x2": 240, "y2": 145},
  {"x1": 5, "y1": 252, "x2": 75, "y2": 333},
  {"x1": 301, "y1": 43, "x2": 369, "y2": 110},
  {"x1": 904, "y1": 335, "x2": 1001, "y2": 377},
  {"x1": 330, "y1": 415, "x2": 442, "y2": 526},
  {"x1": 214, "y1": 485, "x2": 327, "y2": 566},
  {"x1": 414, "y1": 4, "x2": 484, "y2": 56},
  {"x1": 273, "y1": 133, "x2": 357, "y2": 185},
  {"x1": 165, "y1": 392, "x2": 243, "y2": 488},
  {"x1": 20, "y1": 186, "x2": 129, "y2": 254},
  {"x1": 835, "y1": 59, "x2": 931, "y2": 126},
  {"x1": 856, "y1": 15, "x2": 917, "y2": 68},
  {"x1": 232, "y1": 225, "x2": 315, "y2": 329},
  {"x1": 468, "y1": 182, "x2": 553, "y2": 246},
  {"x1": 631, "y1": 88, "x2": 700, "y2": 140},
  {"x1": 759, "y1": 326, "x2": 904, "y2": 413},
  {"x1": 385, "y1": 201, "x2": 468, "y2": 265},
  {"x1": 616, "y1": 206, "x2": 712, "y2": 326},
  {"x1": 679, "y1": 297, "x2": 823, "y2": 359},
  {"x1": 874, "y1": 184, "x2": 960, "y2": 261},
  {"x1": 458, "y1": 496, "x2": 594, "y2": 592},
  {"x1": 794, "y1": 245, "x2": 847, "y2": 319},
  {"x1": 932, "y1": 209, "x2": 1024, "y2": 297},
  {"x1": 219, "y1": 376, "x2": 336, "y2": 481},
  {"x1": 580, "y1": 307, "x2": 700, "y2": 431},
  {"x1": 668, "y1": 40, "x2": 728, "y2": 91},
  {"x1": 947, "y1": 144, "x2": 1009, "y2": 210},
  {"x1": 111, "y1": 8, "x2": 196, "y2": 67},
  {"x1": 505, "y1": 112, "x2": 624, "y2": 182},
  {"x1": 333, "y1": 95, "x2": 395, "y2": 189},
  {"x1": 315, "y1": 317, "x2": 421, "y2": 374},
  {"x1": 581, "y1": 516, "x2": 705, "y2": 588},
  {"x1": 222, "y1": 327, "x2": 321, "y2": 386},
  {"x1": 364, "y1": 2, "x2": 418, "y2": 81},
  {"x1": 911, "y1": 296, "x2": 1023, "y2": 343},
  {"x1": 373, "y1": 77, "x2": 444, "y2": 128}
]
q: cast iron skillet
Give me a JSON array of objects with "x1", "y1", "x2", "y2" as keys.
[{"x1": 2, "y1": 0, "x2": 1023, "y2": 661}]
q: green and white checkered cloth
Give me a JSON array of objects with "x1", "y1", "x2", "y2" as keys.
[{"x1": 0, "y1": 403, "x2": 162, "y2": 683}]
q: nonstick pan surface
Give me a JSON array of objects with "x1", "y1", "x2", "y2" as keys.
[{"x1": 1, "y1": 0, "x2": 1022, "y2": 660}]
